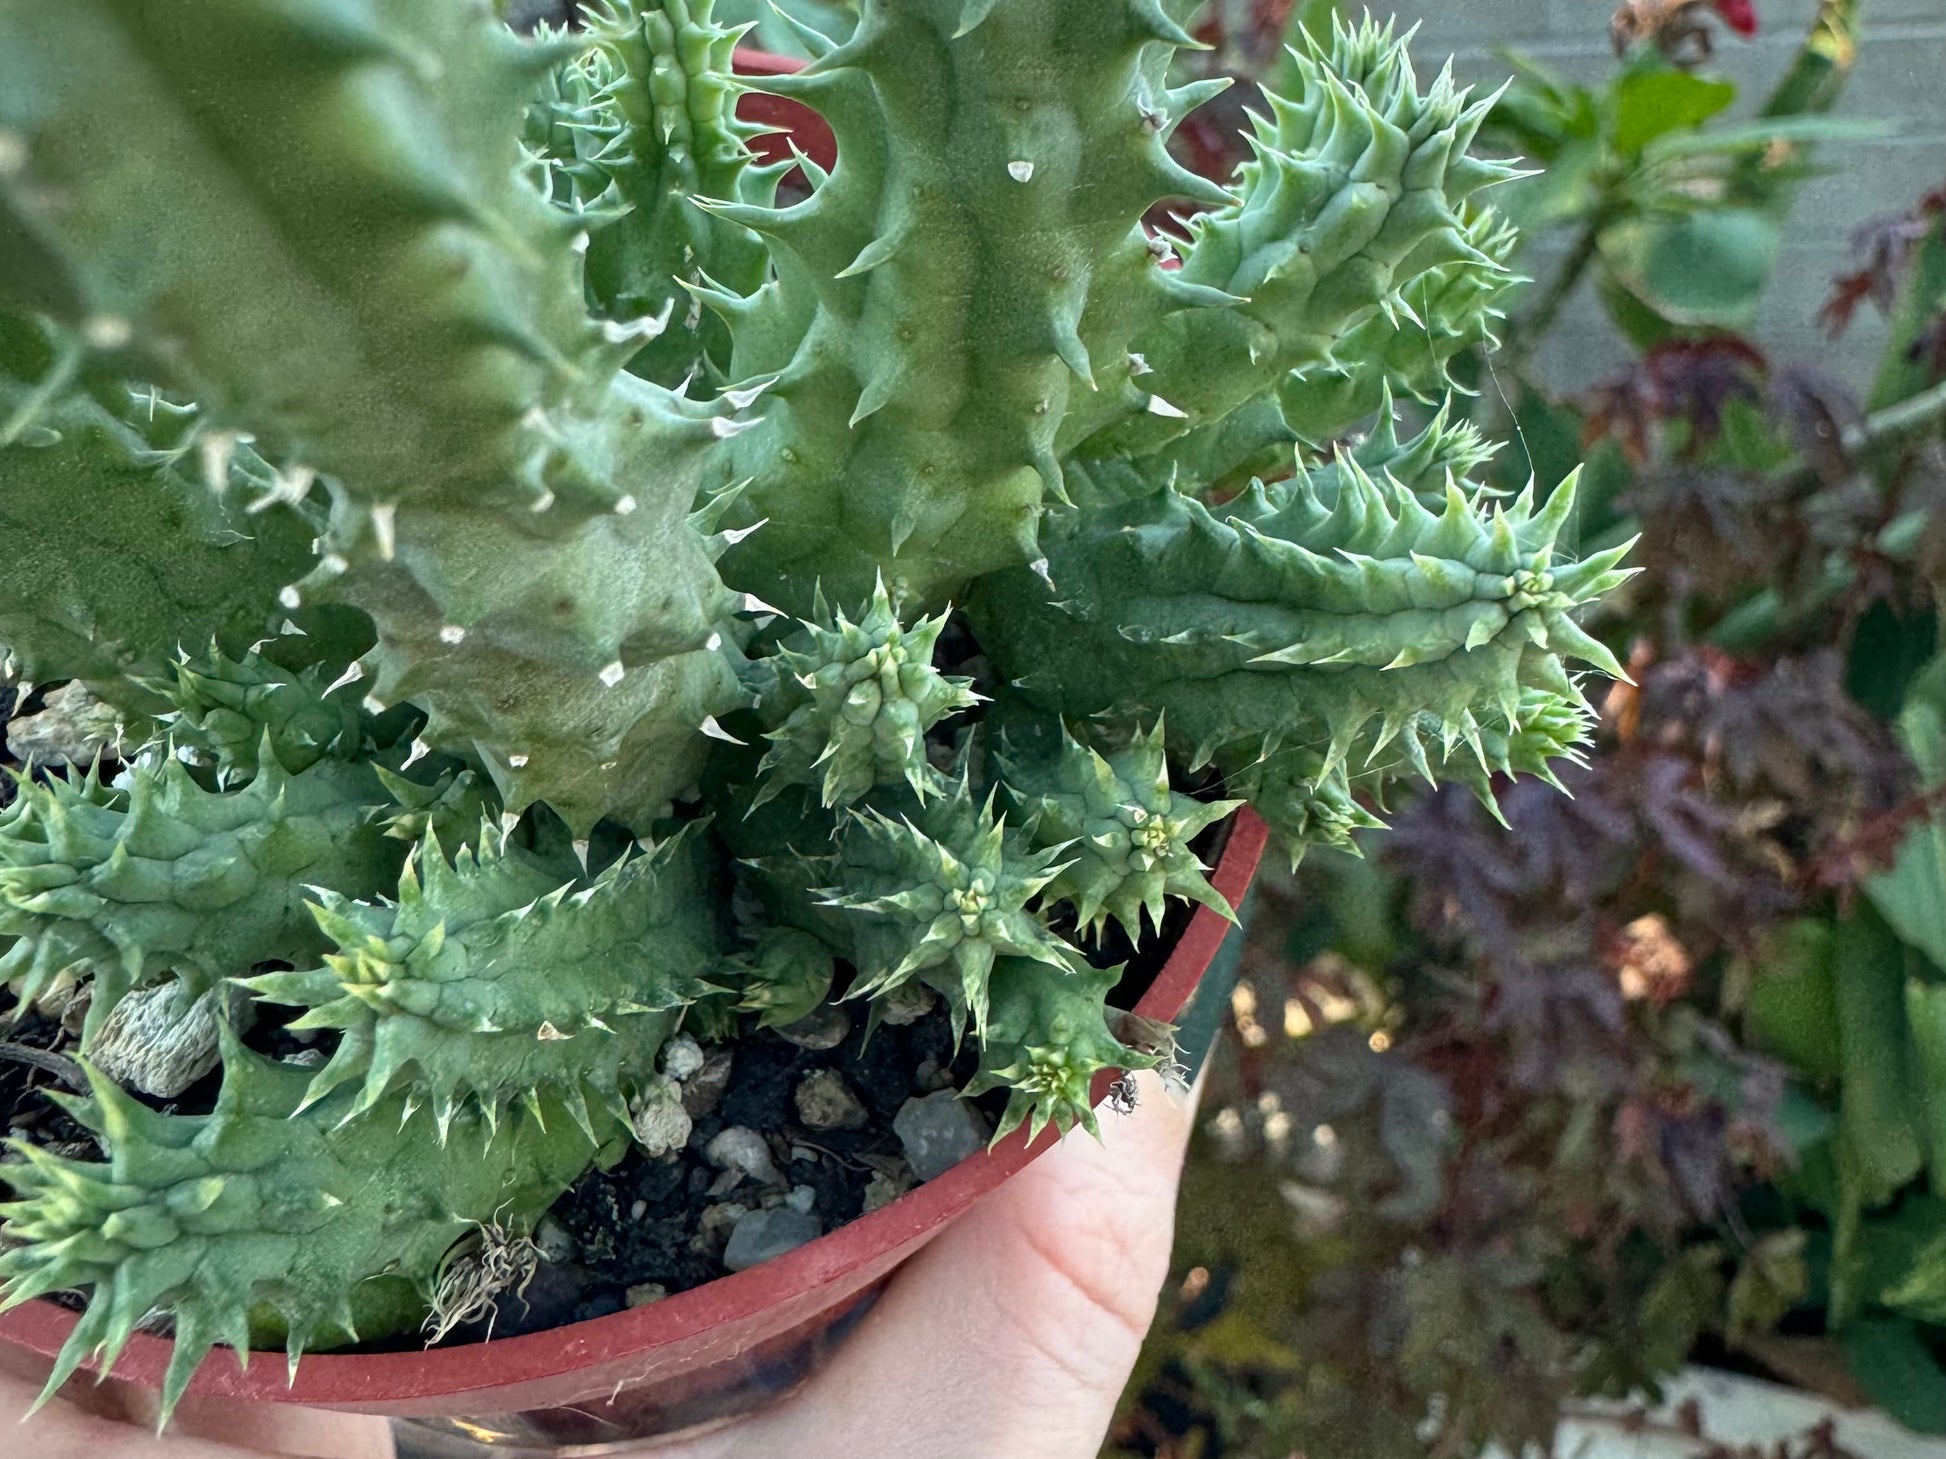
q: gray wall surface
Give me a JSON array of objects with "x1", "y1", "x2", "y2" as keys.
[{"x1": 1416, "y1": 0, "x2": 1946, "y2": 391}]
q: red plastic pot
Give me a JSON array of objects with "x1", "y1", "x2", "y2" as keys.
[
  {"x1": 734, "y1": 49, "x2": 837, "y2": 174},
  {"x1": 0, "y1": 810, "x2": 1268, "y2": 1448}
]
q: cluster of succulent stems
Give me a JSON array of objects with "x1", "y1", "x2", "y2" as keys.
[{"x1": 0, "y1": 0, "x2": 1627, "y2": 1422}]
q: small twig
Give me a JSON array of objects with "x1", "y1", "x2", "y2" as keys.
[
  {"x1": 1508, "y1": 221, "x2": 1605, "y2": 361},
  {"x1": 0, "y1": 1041, "x2": 89, "y2": 1092},
  {"x1": 1773, "y1": 375, "x2": 1946, "y2": 492}
]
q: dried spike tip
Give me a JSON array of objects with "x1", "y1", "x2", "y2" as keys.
[
  {"x1": 751, "y1": 575, "x2": 980, "y2": 811},
  {"x1": 963, "y1": 957, "x2": 1159, "y2": 1144},
  {"x1": 818, "y1": 772, "x2": 1083, "y2": 1042},
  {"x1": 996, "y1": 718, "x2": 1241, "y2": 942}
]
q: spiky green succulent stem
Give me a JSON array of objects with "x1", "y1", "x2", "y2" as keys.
[
  {"x1": 0, "y1": 0, "x2": 749, "y2": 833},
  {"x1": 241, "y1": 829, "x2": 722, "y2": 1138},
  {"x1": 535, "y1": 0, "x2": 779, "y2": 387},
  {"x1": 753, "y1": 576, "x2": 979, "y2": 809},
  {"x1": 819, "y1": 774, "x2": 1082, "y2": 1040},
  {"x1": 971, "y1": 463, "x2": 1632, "y2": 861},
  {"x1": 0, "y1": 1039, "x2": 609, "y2": 1422},
  {"x1": 691, "y1": 0, "x2": 1232, "y2": 608},
  {"x1": 997, "y1": 719, "x2": 1240, "y2": 940},
  {"x1": 1065, "y1": 20, "x2": 1521, "y2": 471},
  {"x1": 0, "y1": 319, "x2": 317, "y2": 711},
  {"x1": 0, "y1": 753, "x2": 411, "y2": 1041},
  {"x1": 964, "y1": 957, "x2": 1158, "y2": 1142}
]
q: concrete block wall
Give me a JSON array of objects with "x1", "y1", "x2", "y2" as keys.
[{"x1": 1404, "y1": 0, "x2": 1946, "y2": 392}]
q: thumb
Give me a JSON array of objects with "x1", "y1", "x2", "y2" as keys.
[{"x1": 712, "y1": 1070, "x2": 1196, "y2": 1459}]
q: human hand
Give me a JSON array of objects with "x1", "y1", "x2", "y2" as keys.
[{"x1": 2, "y1": 1068, "x2": 1196, "y2": 1459}]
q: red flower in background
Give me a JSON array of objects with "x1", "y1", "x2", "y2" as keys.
[{"x1": 1712, "y1": 0, "x2": 1760, "y2": 37}]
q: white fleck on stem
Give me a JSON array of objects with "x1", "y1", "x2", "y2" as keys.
[{"x1": 371, "y1": 503, "x2": 398, "y2": 560}]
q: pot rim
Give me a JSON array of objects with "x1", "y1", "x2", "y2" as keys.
[{"x1": 0, "y1": 810, "x2": 1269, "y2": 1407}]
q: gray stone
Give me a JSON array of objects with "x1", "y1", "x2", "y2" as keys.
[
  {"x1": 722, "y1": 1208, "x2": 823, "y2": 1273},
  {"x1": 629, "y1": 1075, "x2": 692, "y2": 1157},
  {"x1": 624, "y1": 1282, "x2": 668, "y2": 1308},
  {"x1": 876, "y1": 981, "x2": 937, "y2": 1027},
  {"x1": 893, "y1": 1091, "x2": 991, "y2": 1182},
  {"x1": 704, "y1": 1125, "x2": 781, "y2": 1186},
  {"x1": 862, "y1": 1163, "x2": 915, "y2": 1213},
  {"x1": 912, "y1": 1057, "x2": 957, "y2": 1092},
  {"x1": 680, "y1": 1049, "x2": 734, "y2": 1117},
  {"x1": 794, "y1": 1069, "x2": 868, "y2": 1131},
  {"x1": 6, "y1": 682, "x2": 123, "y2": 766},
  {"x1": 661, "y1": 1034, "x2": 704, "y2": 1083},
  {"x1": 535, "y1": 1216, "x2": 575, "y2": 1266},
  {"x1": 784, "y1": 1183, "x2": 818, "y2": 1214},
  {"x1": 693, "y1": 1201, "x2": 749, "y2": 1256},
  {"x1": 88, "y1": 982, "x2": 251, "y2": 1098},
  {"x1": 776, "y1": 1003, "x2": 849, "y2": 1050}
]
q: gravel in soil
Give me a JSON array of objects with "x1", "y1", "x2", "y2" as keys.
[{"x1": 429, "y1": 1004, "x2": 972, "y2": 1343}]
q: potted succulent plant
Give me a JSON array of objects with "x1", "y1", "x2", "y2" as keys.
[{"x1": 0, "y1": 0, "x2": 1627, "y2": 1443}]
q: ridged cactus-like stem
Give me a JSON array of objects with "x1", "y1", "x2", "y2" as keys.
[
  {"x1": 964, "y1": 957, "x2": 1159, "y2": 1142},
  {"x1": 0, "y1": 0, "x2": 751, "y2": 832},
  {"x1": 694, "y1": 0, "x2": 1234, "y2": 607},
  {"x1": 752, "y1": 576, "x2": 980, "y2": 809},
  {"x1": 972, "y1": 461, "x2": 1633, "y2": 860},
  {"x1": 0, "y1": 1040, "x2": 608, "y2": 1421},
  {"x1": 243, "y1": 829, "x2": 721, "y2": 1138},
  {"x1": 819, "y1": 774, "x2": 1082, "y2": 1039},
  {"x1": 0, "y1": 754, "x2": 412, "y2": 1039},
  {"x1": 534, "y1": 0, "x2": 780, "y2": 387},
  {"x1": 996, "y1": 720, "x2": 1240, "y2": 940},
  {"x1": 1068, "y1": 19, "x2": 1522, "y2": 467}
]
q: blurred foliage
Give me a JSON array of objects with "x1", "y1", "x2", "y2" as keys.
[{"x1": 1109, "y1": 1, "x2": 1946, "y2": 1455}]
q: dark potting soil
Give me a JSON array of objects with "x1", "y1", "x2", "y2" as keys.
[{"x1": 425, "y1": 1006, "x2": 974, "y2": 1345}]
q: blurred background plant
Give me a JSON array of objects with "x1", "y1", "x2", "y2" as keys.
[
  {"x1": 471, "y1": 2, "x2": 1946, "y2": 1452},
  {"x1": 1093, "y1": 1, "x2": 1946, "y2": 1456}
]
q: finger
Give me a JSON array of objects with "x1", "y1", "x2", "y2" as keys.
[{"x1": 705, "y1": 1069, "x2": 1197, "y2": 1459}]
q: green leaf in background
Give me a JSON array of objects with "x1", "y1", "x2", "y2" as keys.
[
  {"x1": 1611, "y1": 68, "x2": 1736, "y2": 156},
  {"x1": 1845, "y1": 601, "x2": 1940, "y2": 722},
  {"x1": 1726, "y1": 1229, "x2": 1810, "y2": 1348},
  {"x1": 1743, "y1": 919, "x2": 1844, "y2": 1083},
  {"x1": 1870, "y1": 210, "x2": 1946, "y2": 411},
  {"x1": 1835, "y1": 906, "x2": 1924, "y2": 1204},
  {"x1": 1881, "y1": 1217, "x2": 1946, "y2": 1325},
  {"x1": 1841, "y1": 1317, "x2": 1946, "y2": 1434},
  {"x1": 1910, "y1": 980, "x2": 1946, "y2": 1192},
  {"x1": 1867, "y1": 656, "x2": 1946, "y2": 971},
  {"x1": 1641, "y1": 114, "x2": 1892, "y2": 163},
  {"x1": 1600, "y1": 208, "x2": 1781, "y2": 330}
]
